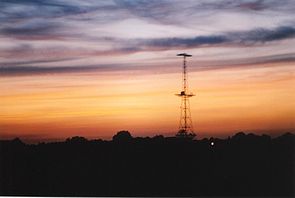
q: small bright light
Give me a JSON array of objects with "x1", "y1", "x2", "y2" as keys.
[{"x1": 211, "y1": 142, "x2": 214, "y2": 146}]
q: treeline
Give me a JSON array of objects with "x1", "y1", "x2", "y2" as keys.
[{"x1": 0, "y1": 131, "x2": 294, "y2": 196}]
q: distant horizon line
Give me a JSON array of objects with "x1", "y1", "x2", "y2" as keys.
[{"x1": 1, "y1": 130, "x2": 294, "y2": 144}]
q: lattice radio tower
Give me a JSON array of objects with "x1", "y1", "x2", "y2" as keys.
[{"x1": 175, "y1": 53, "x2": 196, "y2": 139}]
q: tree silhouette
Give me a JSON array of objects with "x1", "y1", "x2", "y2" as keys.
[
  {"x1": 66, "y1": 136, "x2": 88, "y2": 143},
  {"x1": 112, "y1": 130, "x2": 133, "y2": 142}
]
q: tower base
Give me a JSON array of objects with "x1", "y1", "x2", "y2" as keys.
[{"x1": 176, "y1": 129, "x2": 196, "y2": 139}]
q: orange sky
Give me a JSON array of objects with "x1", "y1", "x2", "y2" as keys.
[{"x1": 1, "y1": 61, "x2": 294, "y2": 142}]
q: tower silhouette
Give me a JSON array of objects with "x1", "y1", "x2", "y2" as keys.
[{"x1": 175, "y1": 53, "x2": 196, "y2": 139}]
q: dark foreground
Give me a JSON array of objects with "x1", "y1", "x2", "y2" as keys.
[{"x1": 0, "y1": 131, "x2": 294, "y2": 197}]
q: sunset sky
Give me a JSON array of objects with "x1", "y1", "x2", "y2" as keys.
[{"x1": 0, "y1": 0, "x2": 294, "y2": 142}]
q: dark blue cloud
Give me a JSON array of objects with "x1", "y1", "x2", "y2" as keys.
[
  {"x1": 0, "y1": 0, "x2": 122, "y2": 22},
  {"x1": 244, "y1": 26, "x2": 295, "y2": 42},
  {"x1": 0, "y1": 57, "x2": 79, "y2": 67},
  {"x1": 142, "y1": 35, "x2": 228, "y2": 48},
  {"x1": 0, "y1": 65, "x2": 105, "y2": 76},
  {"x1": 0, "y1": 0, "x2": 92, "y2": 21},
  {"x1": 0, "y1": 22, "x2": 61, "y2": 37},
  {"x1": 138, "y1": 26, "x2": 295, "y2": 49}
]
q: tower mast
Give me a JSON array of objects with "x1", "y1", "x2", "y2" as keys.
[{"x1": 176, "y1": 53, "x2": 196, "y2": 139}]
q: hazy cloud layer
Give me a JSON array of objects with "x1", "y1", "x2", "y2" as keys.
[
  {"x1": 1, "y1": 26, "x2": 294, "y2": 60},
  {"x1": 2, "y1": 53, "x2": 294, "y2": 76},
  {"x1": 0, "y1": 0, "x2": 295, "y2": 76}
]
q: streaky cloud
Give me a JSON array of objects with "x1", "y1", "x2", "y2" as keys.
[
  {"x1": 2, "y1": 53, "x2": 295, "y2": 77},
  {"x1": 0, "y1": 0, "x2": 106, "y2": 22},
  {"x1": 1, "y1": 25, "x2": 294, "y2": 62},
  {"x1": 114, "y1": 0, "x2": 295, "y2": 24},
  {"x1": 190, "y1": 53, "x2": 295, "y2": 72},
  {"x1": 138, "y1": 26, "x2": 295, "y2": 49},
  {"x1": 231, "y1": 26, "x2": 295, "y2": 43},
  {"x1": 0, "y1": 63, "x2": 147, "y2": 77},
  {"x1": 0, "y1": 65, "x2": 102, "y2": 76},
  {"x1": 0, "y1": 57, "x2": 80, "y2": 67},
  {"x1": 0, "y1": 21, "x2": 62, "y2": 38},
  {"x1": 142, "y1": 35, "x2": 228, "y2": 48}
]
